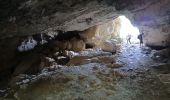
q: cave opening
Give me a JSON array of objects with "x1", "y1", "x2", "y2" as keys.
[
  {"x1": 119, "y1": 16, "x2": 140, "y2": 44},
  {"x1": 0, "y1": 0, "x2": 170, "y2": 99}
]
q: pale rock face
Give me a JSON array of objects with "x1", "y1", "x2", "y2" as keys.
[
  {"x1": 134, "y1": 0, "x2": 170, "y2": 46},
  {"x1": 80, "y1": 26, "x2": 98, "y2": 41},
  {"x1": 140, "y1": 25, "x2": 170, "y2": 47},
  {"x1": 79, "y1": 19, "x2": 120, "y2": 51}
]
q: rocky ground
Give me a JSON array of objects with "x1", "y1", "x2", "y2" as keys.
[{"x1": 0, "y1": 44, "x2": 170, "y2": 100}]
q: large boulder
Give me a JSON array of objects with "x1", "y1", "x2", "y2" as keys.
[
  {"x1": 71, "y1": 38, "x2": 85, "y2": 52},
  {"x1": 100, "y1": 40, "x2": 117, "y2": 53}
]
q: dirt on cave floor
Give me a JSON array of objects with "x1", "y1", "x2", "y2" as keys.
[{"x1": 1, "y1": 43, "x2": 170, "y2": 100}]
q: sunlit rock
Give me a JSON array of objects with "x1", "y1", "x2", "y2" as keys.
[{"x1": 80, "y1": 25, "x2": 98, "y2": 41}]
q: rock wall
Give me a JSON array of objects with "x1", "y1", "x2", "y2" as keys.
[
  {"x1": 0, "y1": 0, "x2": 169, "y2": 46},
  {"x1": 0, "y1": 0, "x2": 170, "y2": 75},
  {"x1": 80, "y1": 18, "x2": 121, "y2": 52},
  {"x1": 92, "y1": 17, "x2": 121, "y2": 46},
  {"x1": 1, "y1": 0, "x2": 168, "y2": 39},
  {"x1": 133, "y1": 0, "x2": 170, "y2": 47}
]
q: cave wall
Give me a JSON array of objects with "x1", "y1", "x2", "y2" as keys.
[
  {"x1": 132, "y1": 0, "x2": 170, "y2": 47},
  {"x1": 0, "y1": 0, "x2": 169, "y2": 46},
  {"x1": 0, "y1": 0, "x2": 170, "y2": 74},
  {"x1": 0, "y1": 0, "x2": 163, "y2": 39},
  {"x1": 91, "y1": 17, "x2": 121, "y2": 46}
]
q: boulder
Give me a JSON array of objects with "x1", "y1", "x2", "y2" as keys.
[
  {"x1": 150, "y1": 48, "x2": 170, "y2": 62},
  {"x1": 100, "y1": 40, "x2": 117, "y2": 53},
  {"x1": 71, "y1": 38, "x2": 85, "y2": 52}
]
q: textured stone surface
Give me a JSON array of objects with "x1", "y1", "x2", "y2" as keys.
[
  {"x1": 0, "y1": 0, "x2": 169, "y2": 39},
  {"x1": 0, "y1": 0, "x2": 170, "y2": 75}
]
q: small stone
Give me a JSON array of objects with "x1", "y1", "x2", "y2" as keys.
[{"x1": 22, "y1": 79, "x2": 30, "y2": 84}]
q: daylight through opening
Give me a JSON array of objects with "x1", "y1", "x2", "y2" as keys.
[{"x1": 119, "y1": 16, "x2": 140, "y2": 44}]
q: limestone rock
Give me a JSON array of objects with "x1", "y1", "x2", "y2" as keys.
[
  {"x1": 71, "y1": 38, "x2": 85, "y2": 52},
  {"x1": 100, "y1": 40, "x2": 117, "y2": 53},
  {"x1": 80, "y1": 25, "x2": 98, "y2": 41}
]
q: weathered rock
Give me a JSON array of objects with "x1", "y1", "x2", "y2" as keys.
[
  {"x1": 80, "y1": 25, "x2": 98, "y2": 41},
  {"x1": 1, "y1": 0, "x2": 170, "y2": 47},
  {"x1": 100, "y1": 40, "x2": 117, "y2": 53},
  {"x1": 142, "y1": 46, "x2": 152, "y2": 54},
  {"x1": 97, "y1": 56, "x2": 116, "y2": 64},
  {"x1": 150, "y1": 48, "x2": 170, "y2": 62},
  {"x1": 0, "y1": 0, "x2": 169, "y2": 79},
  {"x1": 79, "y1": 48, "x2": 112, "y2": 57},
  {"x1": 71, "y1": 38, "x2": 85, "y2": 52}
]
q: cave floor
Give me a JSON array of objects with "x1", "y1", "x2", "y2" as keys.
[
  {"x1": 114, "y1": 44, "x2": 170, "y2": 100},
  {"x1": 1, "y1": 44, "x2": 170, "y2": 100}
]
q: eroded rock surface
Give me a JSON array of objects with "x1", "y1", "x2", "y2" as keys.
[
  {"x1": 0, "y1": 0, "x2": 170, "y2": 74},
  {"x1": 0, "y1": 0, "x2": 170, "y2": 99},
  {"x1": 1, "y1": 44, "x2": 169, "y2": 100},
  {"x1": 0, "y1": 0, "x2": 169, "y2": 40}
]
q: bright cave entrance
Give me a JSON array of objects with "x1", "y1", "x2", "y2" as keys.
[{"x1": 118, "y1": 16, "x2": 140, "y2": 44}]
